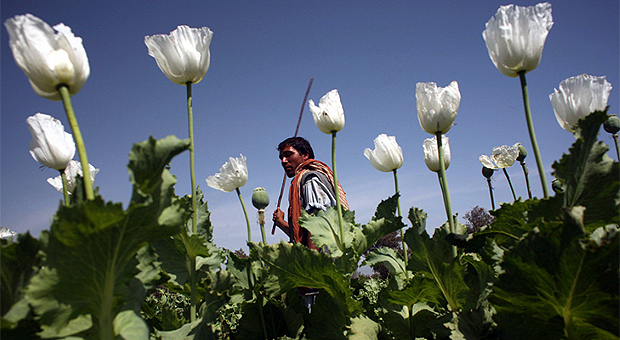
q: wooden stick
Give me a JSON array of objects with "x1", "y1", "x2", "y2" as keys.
[{"x1": 272, "y1": 77, "x2": 314, "y2": 234}]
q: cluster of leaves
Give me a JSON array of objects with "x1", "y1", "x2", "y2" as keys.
[{"x1": 1, "y1": 112, "x2": 618, "y2": 339}]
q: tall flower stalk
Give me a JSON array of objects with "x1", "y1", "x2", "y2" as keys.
[
  {"x1": 516, "y1": 143, "x2": 532, "y2": 199},
  {"x1": 519, "y1": 72, "x2": 549, "y2": 198},
  {"x1": 483, "y1": 3, "x2": 554, "y2": 198},
  {"x1": 58, "y1": 86, "x2": 94, "y2": 200},
  {"x1": 309, "y1": 89, "x2": 346, "y2": 241},
  {"x1": 331, "y1": 132, "x2": 345, "y2": 242},
  {"x1": 236, "y1": 188, "x2": 252, "y2": 243},
  {"x1": 482, "y1": 166, "x2": 496, "y2": 209},
  {"x1": 145, "y1": 25, "x2": 213, "y2": 235},
  {"x1": 186, "y1": 83, "x2": 198, "y2": 234},
  {"x1": 435, "y1": 134, "x2": 454, "y2": 233},
  {"x1": 364, "y1": 133, "x2": 408, "y2": 274},
  {"x1": 416, "y1": 81, "x2": 460, "y2": 240}
]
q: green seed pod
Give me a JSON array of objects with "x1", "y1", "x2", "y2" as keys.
[
  {"x1": 482, "y1": 166, "x2": 495, "y2": 179},
  {"x1": 603, "y1": 114, "x2": 620, "y2": 134},
  {"x1": 252, "y1": 187, "x2": 270, "y2": 210},
  {"x1": 516, "y1": 143, "x2": 527, "y2": 162}
]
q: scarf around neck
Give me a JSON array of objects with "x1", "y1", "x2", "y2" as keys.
[{"x1": 288, "y1": 159, "x2": 348, "y2": 248}]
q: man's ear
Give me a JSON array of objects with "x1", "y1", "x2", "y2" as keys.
[{"x1": 302, "y1": 153, "x2": 309, "y2": 161}]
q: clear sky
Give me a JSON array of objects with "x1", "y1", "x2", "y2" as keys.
[{"x1": 2, "y1": 0, "x2": 618, "y2": 252}]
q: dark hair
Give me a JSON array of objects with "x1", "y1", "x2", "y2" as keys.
[{"x1": 278, "y1": 137, "x2": 314, "y2": 159}]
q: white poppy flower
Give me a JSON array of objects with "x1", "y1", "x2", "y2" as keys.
[
  {"x1": 423, "y1": 135, "x2": 451, "y2": 172},
  {"x1": 145, "y1": 25, "x2": 213, "y2": 85},
  {"x1": 483, "y1": 3, "x2": 553, "y2": 78},
  {"x1": 416, "y1": 81, "x2": 461, "y2": 135},
  {"x1": 364, "y1": 134, "x2": 404, "y2": 172},
  {"x1": 27, "y1": 113, "x2": 75, "y2": 170},
  {"x1": 550, "y1": 74, "x2": 612, "y2": 132},
  {"x1": 4, "y1": 14, "x2": 90, "y2": 100},
  {"x1": 206, "y1": 155, "x2": 248, "y2": 192},
  {"x1": 309, "y1": 89, "x2": 345, "y2": 134},
  {"x1": 47, "y1": 159, "x2": 99, "y2": 194},
  {"x1": 479, "y1": 143, "x2": 520, "y2": 169}
]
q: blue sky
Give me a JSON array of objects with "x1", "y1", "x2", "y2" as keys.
[{"x1": 2, "y1": 0, "x2": 618, "y2": 252}]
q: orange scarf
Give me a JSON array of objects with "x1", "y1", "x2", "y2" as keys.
[{"x1": 288, "y1": 159, "x2": 349, "y2": 248}]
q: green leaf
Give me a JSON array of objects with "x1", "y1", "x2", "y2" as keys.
[
  {"x1": 492, "y1": 224, "x2": 619, "y2": 339},
  {"x1": 252, "y1": 241, "x2": 362, "y2": 316},
  {"x1": 403, "y1": 225, "x2": 468, "y2": 312},
  {"x1": 1, "y1": 232, "x2": 42, "y2": 324},
  {"x1": 128, "y1": 135, "x2": 190, "y2": 198},
  {"x1": 363, "y1": 247, "x2": 407, "y2": 279},
  {"x1": 301, "y1": 207, "x2": 360, "y2": 258},
  {"x1": 346, "y1": 315, "x2": 380, "y2": 340},
  {"x1": 552, "y1": 110, "x2": 620, "y2": 231},
  {"x1": 388, "y1": 276, "x2": 443, "y2": 308},
  {"x1": 355, "y1": 194, "x2": 405, "y2": 255},
  {"x1": 24, "y1": 135, "x2": 190, "y2": 338}
]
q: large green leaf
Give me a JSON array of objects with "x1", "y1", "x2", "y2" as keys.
[
  {"x1": 492, "y1": 224, "x2": 619, "y2": 339},
  {"x1": 300, "y1": 207, "x2": 360, "y2": 259},
  {"x1": 252, "y1": 241, "x2": 362, "y2": 316},
  {"x1": 24, "y1": 135, "x2": 190, "y2": 339},
  {"x1": 552, "y1": 110, "x2": 619, "y2": 231},
  {"x1": 403, "y1": 208, "x2": 468, "y2": 312}
]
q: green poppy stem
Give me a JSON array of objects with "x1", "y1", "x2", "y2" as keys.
[
  {"x1": 259, "y1": 210, "x2": 267, "y2": 244},
  {"x1": 331, "y1": 131, "x2": 345, "y2": 245},
  {"x1": 502, "y1": 168, "x2": 517, "y2": 201},
  {"x1": 518, "y1": 72, "x2": 550, "y2": 199},
  {"x1": 613, "y1": 134, "x2": 620, "y2": 161},
  {"x1": 58, "y1": 85, "x2": 93, "y2": 200},
  {"x1": 392, "y1": 169, "x2": 408, "y2": 278},
  {"x1": 435, "y1": 133, "x2": 456, "y2": 258},
  {"x1": 520, "y1": 161, "x2": 533, "y2": 199},
  {"x1": 186, "y1": 82, "x2": 198, "y2": 235},
  {"x1": 60, "y1": 170, "x2": 69, "y2": 206},
  {"x1": 487, "y1": 178, "x2": 495, "y2": 210},
  {"x1": 237, "y1": 188, "x2": 252, "y2": 243}
]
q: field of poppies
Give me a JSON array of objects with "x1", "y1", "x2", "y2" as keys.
[{"x1": 2, "y1": 3, "x2": 619, "y2": 340}]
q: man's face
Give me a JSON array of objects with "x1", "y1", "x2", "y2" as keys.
[{"x1": 279, "y1": 146, "x2": 309, "y2": 178}]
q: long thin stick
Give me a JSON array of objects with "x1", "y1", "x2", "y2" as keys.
[{"x1": 272, "y1": 77, "x2": 314, "y2": 234}]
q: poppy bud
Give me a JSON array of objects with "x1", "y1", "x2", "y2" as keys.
[
  {"x1": 516, "y1": 143, "x2": 527, "y2": 162},
  {"x1": 603, "y1": 115, "x2": 620, "y2": 134}
]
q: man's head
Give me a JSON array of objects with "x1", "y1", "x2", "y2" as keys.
[{"x1": 278, "y1": 137, "x2": 315, "y2": 177}]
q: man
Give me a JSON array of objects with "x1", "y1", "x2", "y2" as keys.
[{"x1": 272, "y1": 137, "x2": 348, "y2": 249}]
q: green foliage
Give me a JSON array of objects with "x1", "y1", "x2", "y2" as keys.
[
  {"x1": 18, "y1": 135, "x2": 190, "y2": 339},
  {"x1": 489, "y1": 112, "x2": 620, "y2": 339},
  {"x1": 2, "y1": 111, "x2": 618, "y2": 340}
]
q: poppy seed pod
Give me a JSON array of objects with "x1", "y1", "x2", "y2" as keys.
[
  {"x1": 603, "y1": 115, "x2": 620, "y2": 135},
  {"x1": 482, "y1": 166, "x2": 495, "y2": 179},
  {"x1": 252, "y1": 187, "x2": 270, "y2": 210}
]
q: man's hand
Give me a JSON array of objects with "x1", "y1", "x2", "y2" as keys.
[{"x1": 272, "y1": 208, "x2": 289, "y2": 235}]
